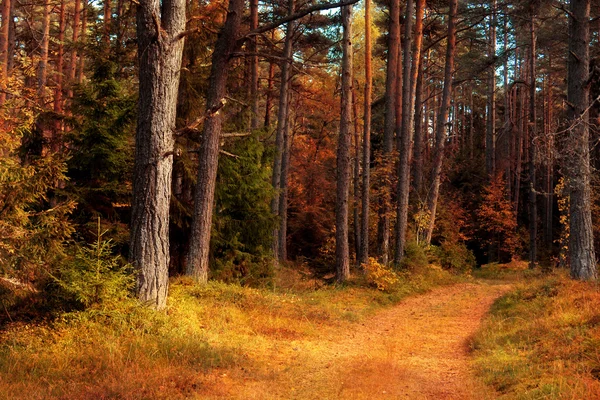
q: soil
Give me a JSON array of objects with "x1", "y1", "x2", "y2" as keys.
[{"x1": 199, "y1": 282, "x2": 511, "y2": 399}]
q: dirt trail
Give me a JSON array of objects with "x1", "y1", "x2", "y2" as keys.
[{"x1": 205, "y1": 282, "x2": 511, "y2": 399}]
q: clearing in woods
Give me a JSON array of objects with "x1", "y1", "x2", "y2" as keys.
[{"x1": 201, "y1": 282, "x2": 511, "y2": 399}]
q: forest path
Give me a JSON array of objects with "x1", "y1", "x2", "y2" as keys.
[{"x1": 203, "y1": 281, "x2": 511, "y2": 399}]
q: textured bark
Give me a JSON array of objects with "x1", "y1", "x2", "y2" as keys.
[
  {"x1": 186, "y1": 0, "x2": 244, "y2": 282},
  {"x1": 352, "y1": 83, "x2": 361, "y2": 264},
  {"x1": 485, "y1": 0, "x2": 497, "y2": 176},
  {"x1": 250, "y1": 0, "x2": 259, "y2": 130},
  {"x1": 395, "y1": 0, "x2": 424, "y2": 265},
  {"x1": 130, "y1": 0, "x2": 186, "y2": 308},
  {"x1": 336, "y1": 4, "x2": 352, "y2": 282},
  {"x1": 264, "y1": 55, "x2": 275, "y2": 128},
  {"x1": 359, "y1": 0, "x2": 372, "y2": 267},
  {"x1": 278, "y1": 89, "x2": 293, "y2": 262},
  {"x1": 566, "y1": 0, "x2": 597, "y2": 280},
  {"x1": 271, "y1": 0, "x2": 295, "y2": 262},
  {"x1": 376, "y1": 0, "x2": 400, "y2": 264},
  {"x1": 104, "y1": 0, "x2": 111, "y2": 47},
  {"x1": 67, "y1": 0, "x2": 81, "y2": 98},
  {"x1": 412, "y1": 48, "x2": 425, "y2": 197},
  {"x1": 425, "y1": 0, "x2": 457, "y2": 245},
  {"x1": 54, "y1": 0, "x2": 65, "y2": 114},
  {"x1": 78, "y1": 0, "x2": 87, "y2": 83},
  {"x1": 528, "y1": 13, "x2": 537, "y2": 269},
  {"x1": 37, "y1": 0, "x2": 51, "y2": 99},
  {"x1": 0, "y1": 0, "x2": 11, "y2": 105}
]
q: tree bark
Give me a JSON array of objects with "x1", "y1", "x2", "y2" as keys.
[
  {"x1": 395, "y1": 0, "x2": 424, "y2": 264},
  {"x1": 37, "y1": 0, "x2": 51, "y2": 100},
  {"x1": 566, "y1": 0, "x2": 597, "y2": 280},
  {"x1": 68, "y1": 0, "x2": 81, "y2": 98},
  {"x1": 278, "y1": 88, "x2": 293, "y2": 262},
  {"x1": 250, "y1": 0, "x2": 259, "y2": 130},
  {"x1": 78, "y1": 0, "x2": 87, "y2": 83},
  {"x1": 271, "y1": 0, "x2": 295, "y2": 262},
  {"x1": 425, "y1": 0, "x2": 457, "y2": 245},
  {"x1": 0, "y1": 0, "x2": 11, "y2": 105},
  {"x1": 359, "y1": 0, "x2": 372, "y2": 267},
  {"x1": 130, "y1": 0, "x2": 186, "y2": 308},
  {"x1": 336, "y1": 3, "x2": 353, "y2": 282},
  {"x1": 528, "y1": 12, "x2": 537, "y2": 269},
  {"x1": 412, "y1": 45, "x2": 425, "y2": 198},
  {"x1": 376, "y1": 0, "x2": 400, "y2": 264},
  {"x1": 485, "y1": 0, "x2": 497, "y2": 176},
  {"x1": 186, "y1": 0, "x2": 244, "y2": 282}
]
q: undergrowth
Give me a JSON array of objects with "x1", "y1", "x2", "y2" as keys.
[
  {"x1": 472, "y1": 267, "x2": 600, "y2": 399},
  {"x1": 0, "y1": 264, "x2": 459, "y2": 399}
]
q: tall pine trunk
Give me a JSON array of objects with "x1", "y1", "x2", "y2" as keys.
[
  {"x1": 377, "y1": 0, "x2": 400, "y2": 264},
  {"x1": 0, "y1": 0, "x2": 11, "y2": 105},
  {"x1": 528, "y1": 12, "x2": 537, "y2": 269},
  {"x1": 566, "y1": 0, "x2": 597, "y2": 280},
  {"x1": 425, "y1": 0, "x2": 457, "y2": 244},
  {"x1": 359, "y1": 0, "x2": 372, "y2": 267},
  {"x1": 271, "y1": 0, "x2": 295, "y2": 262},
  {"x1": 186, "y1": 0, "x2": 244, "y2": 282},
  {"x1": 336, "y1": 3, "x2": 353, "y2": 282},
  {"x1": 485, "y1": 0, "x2": 496, "y2": 176},
  {"x1": 130, "y1": 0, "x2": 186, "y2": 308}
]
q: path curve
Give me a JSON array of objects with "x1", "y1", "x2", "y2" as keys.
[{"x1": 206, "y1": 282, "x2": 510, "y2": 399}]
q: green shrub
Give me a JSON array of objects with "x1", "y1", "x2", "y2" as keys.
[
  {"x1": 434, "y1": 240, "x2": 476, "y2": 273},
  {"x1": 399, "y1": 241, "x2": 429, "y2": 272},
  {"x1": 54, "y1": 227, "x2": 133, "y2": 308}
]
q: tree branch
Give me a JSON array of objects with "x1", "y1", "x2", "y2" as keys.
[{"x1": 240, "y1": 0, "x2": 360, "y2": 39}]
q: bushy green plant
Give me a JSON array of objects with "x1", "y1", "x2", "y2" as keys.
[
  {"x1": 54, "y1": 224, "x2": 133, "y2": 308},
  {"x1": 432, "y1": 240, "x2": 476, "y2": 273},
  {"x1": 399, "y1": 241, "x2": 429, "y2": 272}
]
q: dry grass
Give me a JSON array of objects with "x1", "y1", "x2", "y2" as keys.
[
  {"x1": 0, "y1": 264, "x2": 459, "y2": 399},
  {"x1": 472, "y1": 265, "x2": 600, "y2": 399}
]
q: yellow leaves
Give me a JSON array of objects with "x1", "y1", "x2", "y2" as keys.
[{"x1": 362, "y1": 257, "x2": 399, "y2": 292}]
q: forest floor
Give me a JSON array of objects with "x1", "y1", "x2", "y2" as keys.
[{"x1": 197, "y1": 281, "x2": 511, "y2": 399}]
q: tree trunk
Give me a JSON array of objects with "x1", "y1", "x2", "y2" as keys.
[
  {"x1": 130, "y1": 0, "x2": 186, "y2": 308},
  {"x1": 104, "y1": 0, "x2": 111, "y2": 48},
  {"x1": 412, "y1": 48, "x2": 425, "y2": 198},
  {"x1": 528, "y1": 12, "x2": 537, "y2": 269},
  {"x1": 264, "y1": 55, "x2": 275, "y2": 128},
  {"x1": 37, "y1": 0, "x2": 51, "y2": 100},
  {"x1": 352, "y1": 82, "x2": 361, "y2": 264},
  {"x1": 278, "y1": 88, "x2": 293, "y2": 262},
  {"x1": 395, "y1": 0, "x2": 424, "y2": 264},
  {"x1": 425, "y1": 0, "x2": 457, "y2": 245},
  {"x1": 250, "y1": 0, "x2": 259, "y2": 130},
  {"x1": 186, "y1": 0, "x2": 244, "y2": 282},
  {"x1": 271, "y1": 0, "x2": 295, "y2": 262},
  {"x1": 485, "y1": 0, "x2": 496, "y2": 176},
  {"x1": 78, "y1": 0, "x2": 87, "y2": 83},
  {"x1": 68, "y1": 0, "x2": 81, "y2": 99},
  {"x1": 566, "y1": 0, "x2": 597, "y2": 280},
  {"x1": 359, "y1": 0, "x2": 372, "y2": 267},
  {"x1": 0, "y1": 0, "x2": 11, "y2": 105},
  {"x1": 376, "y1": 0, "x2": 400, "y2": 264},
  {"x1": 336, "y1": 3, "x2": 353, "y2": 282}
]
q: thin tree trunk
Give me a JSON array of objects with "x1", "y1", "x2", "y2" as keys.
[
  {"x1": 53, "y1": 0, "x2": 66, "y2": 151},
  {"x1": 359, "y1": 0, "x2": 372, "y2": 267},
  {"x1": 0, "y1": 0, "x2": 11, "y2": 105},
  {"x1": 271, "y1": 0, "x2": 295, "y2": 262},
  {"x1": 278, "y1": 87, "x2": 293, "y2": 262},
  {"x1": 68, "y1": 0, "x2": 81, "y2": 98},
  {"x1": 352, "y1": 81, "x2": 361, "y2": 263},
  {"x1": 412, "y1": 48, "x2": 425, "y2": 197},
  {"x1": 485, "y1": 0, "x2": 497, "y2": 176},
  {"x1": 395, "y1": 0, "x2": 424, "y2": 264},
  {"x1": 77, "y1": 0, "x2": 87, "y2": 83},
  {"x1": 264, "y1": 38, "x2": 275, "y2": 128},
  {"x1": 425, "y1": 0, "x2": 457, "y2": 245},
  {"x1": 376, "y1": 0, "x2": 400, "y2": 264},
  {"x1": 130, "y1": 0, "x2": 186, "y2": 308},
  {"x1": 186, "y1": 0, "x2": 244, "y2": 282},
  {"x1": 528, "y1": 12, "x2": 537, "y2": 269},
  {"x1": 250, "y1": 0, "x2": 259, "y2": 129},
  {"x1": 336, "y1": 3, "x2": 353, "y2": 282},
  {"x1": 37, "y1": 0, "x2": 51, "y2": 100},
  {"x1": 104, "y1": 0, "x2": 111, "y2": 48},
  {"x1": 566, "y1": 0, "x2": 596, "y2": 280}
]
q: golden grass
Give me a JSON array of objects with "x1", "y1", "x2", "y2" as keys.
[
  {"x1": 0, "y1": 265, "x2": 459, "y2": 399},
  {"x1": 472, "y1": 266, "x2": 600, "y2": 399}
]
